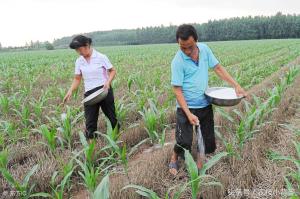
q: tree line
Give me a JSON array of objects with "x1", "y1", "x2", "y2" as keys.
[
  {"x1": 1, "y1": 12, "x2": 299, "y2": 51},
  {"x1": 52, "y1": 12, "x2": 300, "y2": 48}
]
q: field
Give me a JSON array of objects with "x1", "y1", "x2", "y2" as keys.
[{"x1": 1, "y1": 39, "x2": 300, "y2": 199}]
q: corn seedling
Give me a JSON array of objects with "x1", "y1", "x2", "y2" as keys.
[
  {"x1": 10, "y1": 92, "x2": 22, "y2": 110},
  {"x1": 0, "y1": 148, "x2": 9, "y2": 168},
  {"x1": 36, "y1": 124, "x2": 57, "y2": 154},
  {"x1": 31, "y1": 169, "x2": 74, "y2": 199},
  {"x1": 215, "y1": 128, "x2": 239, "y2": 158},
  {"x1": 75, "y1": 133, "x2": 113, "y2": 196},
  {"x1": 79, "y1": 131, "x2": 97, "y2": 167},
  {"x1": 0, "y1": 164, "x2": 39, "y2": 199},
  {"x1": 115, "y1": 97, "x2": 133, "y2": 126},
  {"x1": 285, "y1": 66, "x2": 300, "y2": 85},
  {"x1": 13, "y1": 104, "x2": 33, "y2": 128},
  {"x1": 268, "y1": 140, "x2": 300, "y2": 198},
  {"x1": 30, "y1": 97, "x2": 47, "y2": 123},
  {"x1": 1, "y1": 121, "x2": 17, "y2": 143},
  {"x1": 184, "y1": 148, "x2": 227, "y2": 199},
  {"x1": 139, "y1": 99, "x2": 163, "y2": 144},
  {"x1": 92, "y1": 174, "x2": 110, "y2": 199},
  {"x1": 127, "y1": 75, "x2": 134, "y2": 91},
  {"x1": 56, "y1": 106, "x2": 84, "y2": 149},
  {"x1": 75, "y1": 158, "x2": 102, "y2": 195},
  {"x1": 100, "y1": 133, "x2": 129, "y2": 176},
  {"x1": 0, "y1": 94, "x2": 9, "y2": 114},
  {"x1": 123, "y1": 184, "x2": 188, "y2": 199}
]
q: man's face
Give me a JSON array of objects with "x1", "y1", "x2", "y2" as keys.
[
  {"x1": 178, "y1": 36, "x2": 197, "y2": 57},
  {"x1": 76, "y1": 45, "x2": 91, "y2": 57}
]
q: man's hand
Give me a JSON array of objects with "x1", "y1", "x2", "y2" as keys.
[
  {"x1": 234, "y1": 85, "x2": 248, "y2": 98},
  {"x1": 63, "y1": 90, "x2": 72, "y2": 104},
  {"x1": 187, "y1": 112, "x2": 199, "y2": 125},
  {"x1": 103, "y1": 81, "x2": 111, "y2": 90}
]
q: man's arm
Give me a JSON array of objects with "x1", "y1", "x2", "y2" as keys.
[
  {"x1": 213, "y1": 64, "x2": 247, "y2": 97},
  {"x1": 173, "y1": 86, "x2": 199, "y2": 125}
]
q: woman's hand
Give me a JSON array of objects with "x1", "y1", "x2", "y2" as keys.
[
  {"x1": 63, "y1": 90, "x2": 72, "y2": 104},
  {"x1": 103, "y1": 81, "x2": 111, "y2": 90}
]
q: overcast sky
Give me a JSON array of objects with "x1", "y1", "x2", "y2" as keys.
[{"x1": 0, "y1": 0, "x2": 299, "y2": 47}]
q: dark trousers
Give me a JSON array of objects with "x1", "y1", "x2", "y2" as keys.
[
  {"x1": 84, "y1": 86, "x2": 119, "y2": 139},
  {"x1": 174, "y1": 105, "x2": 216, "y2": 158}
]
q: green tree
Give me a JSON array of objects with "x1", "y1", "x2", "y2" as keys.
[{"x1": 45, "y1": 42, "x2": 54, "y2": 50}]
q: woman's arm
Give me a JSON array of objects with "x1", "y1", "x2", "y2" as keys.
[
  {"x1": 63, "y1": 75, "x2": 82, "y2": 103},
  {"x1": 103, "y1": 67, "x2": 116, "y2": 90},
  {"x1": 213, "y1": 64, "x2": 247, "y2": 97}
]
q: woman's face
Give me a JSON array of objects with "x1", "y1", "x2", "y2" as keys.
[{"x1": 76, "y1": 45, "x2": 91, "y2": 57}]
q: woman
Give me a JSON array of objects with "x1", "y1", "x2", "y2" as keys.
[{"x1": 63, "y1": 35, "x2": 119, "y2": 139}]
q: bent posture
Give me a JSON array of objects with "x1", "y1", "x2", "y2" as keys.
[{"x1": 169, "y1": 25, "x2": 247, "y2": 175}]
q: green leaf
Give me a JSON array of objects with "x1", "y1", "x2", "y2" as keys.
[
  {"x1": 22, "y1": 164, "x2": 39, "y2": 186},
  {"x1": 93, "y1": 174, "x2": 110, "y2": 199},
  {"x1": 122, "y1": 184, "x2": 160, "y2": 199},
  {"x1": 199, "y1": 152, "x2": 228, "y2": 175},
  {"x1": 184, "y1": 149, "x2": 199, "y2": 199}
]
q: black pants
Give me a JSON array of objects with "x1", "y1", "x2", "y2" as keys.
[
  {"x1": 84, "y1": 86, "x2": 119, "y2": 139},
  {"x1": 174, "y1": 105, "x2": 216, "y2": 158}
]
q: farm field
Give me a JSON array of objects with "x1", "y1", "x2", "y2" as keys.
[{"x1": 1, "y1": 39, "x2": 300, "y2": 199}]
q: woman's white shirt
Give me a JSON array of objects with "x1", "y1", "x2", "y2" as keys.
[{"x1": 74, "y1": 49, "x2": 112, "y2": 92}]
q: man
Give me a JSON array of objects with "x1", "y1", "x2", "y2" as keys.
[{"x1": 169, "y1": 24, "x2": 247, "y2": 175}]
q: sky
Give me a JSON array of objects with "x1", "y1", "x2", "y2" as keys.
[{"x1": 0, "y1": 0, "x2": 299, "y2": 47}]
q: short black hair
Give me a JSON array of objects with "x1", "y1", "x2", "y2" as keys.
[
  {"x1": 176, "y1": 24, "x2": 198, "y2": 42},
  {"x1": 69, "y1": 35, "x2": 92, "y2": 49}
]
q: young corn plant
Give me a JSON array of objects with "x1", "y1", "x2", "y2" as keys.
[
  {"x1": 36, "y1": 124, "x2": 57, "y2": 154},
  {"x1": 75, "y1": 132, "x2": 113, "y2": 197},
  {"x1": 58, "y1": 110, "x2": 72, "y2": 148},
  {"x1": 10, "y1": 92, "x2": 23, "y2": 110},
  {"x1": 123, "y1": 150, "x2": 227, "y2": 199},
  {"x1": 123, "y1": 183, "x2": 189, "y2": 199},
  {"x1": 267, "y1": 125, "x2": 300, "y2": 199},
  {"x1": 268, "y1": 141, "x2": 300, "y2": 198},
  {"x1": 1, "y1": 121, "x2": 17, "y2": 143},
  {"x1": 216, "y1": 106, "x2": 259, "y2": 151},
  {"x1": 215, "y1": 128, "x2": 239, "y2": 158},
  {"x1": 30, "y1": 95, "x2": 48, "y2": 124},
  {"x1": 115, "y1": 97, "x2": 133, "y2": 126},
  {"x1": 75, "y1": 157, "x2": 102, "y2": 196},
  {"x1": 0, "y1": 148, "x2": 9, "y2": 168},
  {"x1": 127, "y1": 75, "x2": 134, "y2": 92},
  {"x1": 56, "y1": 106, "x2": 83, "y2": 149},
  {"x1": 184, "y1": 149, "x2": 228, "y2": 199},
  {"x1": 0, "y1": 94, "x2": 9, "y2": 114},
  {"x1": 0, "y1": 164, "x2": 39, "y2": 199},
  {"x1": 31, "y1": 169, "x2": 74, "y2": 199},
  {"x1": 13, "y1": 104, "x2": 33, "y2": 128},
  {"x1": 139, "y1": 99, "x2": 165, "y2": 144},
  {"x1": 92, "y1": 174, "x2": 110, "y2": 199},
  {"x1": 285, "y1": 66, "x2": 300, "y2": 85},
  {"x1": 79, "y1": 131, "x2": 97, "y2": 167},
  {"x1": 100, "y1": 132, "x2": 129, "y2": 178}
]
